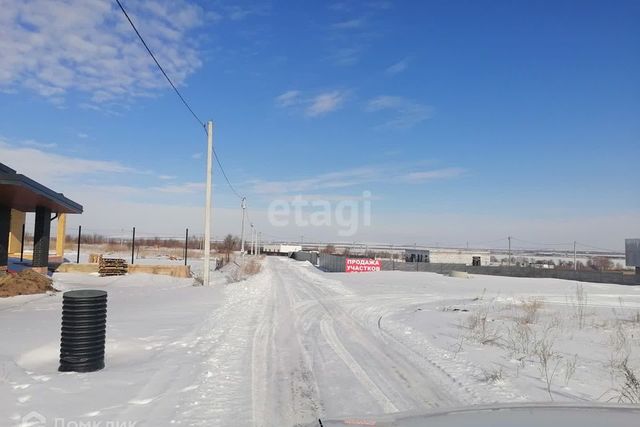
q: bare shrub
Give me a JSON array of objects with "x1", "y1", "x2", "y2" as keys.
[
  {"x1": 229, "y1": 258, "x2": 262, "y2": 282},
  {"x1": 618, "y1": 358, "x2": 640, "y2": 403},
  {"x1": 574, "y1": 284, "x2": 588, "y2": 329},
  {"x1": 588, "y1": 256, "x2": 613, "y2": 271},
  {"x1": 451, "y1": 333, "x2": 465, "y2": 358},
  {"x1": 243, "y1": 258, "x2": 262, "y2": 276},
  {"x1": 481, "y1": 366, "x2": 504, "y2": 384},
  {"x1": 564, "y1": 354, "x2": 578, "y2": 386},
  {"x1": 535, "y1": 328, "x2": 561, "y2": 400},
  {"x1": 629, "y1": 311, "x2": 640, "y2": 325},
  {"x1": 609, "y1": 322, "x2": 631, "y2": 356},
  {"x1": 103, "y1": 242, "x2": 128, "y2": 253},
  {"x1": 504, "y1": 322, "x2": 533, "y2": 360},
  {"x1": 465, "y1": 306, "x2": 499, "y2": 345},
  {"x1": 519, "y1": 298, "x2": 544, "y2": 324},
  {"x1": 321, "y1": 244, "x2": 335, "y2": 254},
  {"x1": 218, "y1": 234, "x2": 240, "y2": 263}
]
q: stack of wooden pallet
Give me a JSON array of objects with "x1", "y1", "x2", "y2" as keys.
[{"x1": 98, "y1": 258, "x2": 128, "y2": 277}]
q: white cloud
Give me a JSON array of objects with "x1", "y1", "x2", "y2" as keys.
[
  {"x1": 158, "y1": 174, "x2": 176, "y2": 180},
  {"x1": 366, "y1": 95, "x2": 433, "y2": 129},
  {"x1": 276, "y1": 90, "x2": 347, "y2": 117},
  {"x1": 386, "y1": 58, "x2": 409, "y2": 74},
  {"x1": 0, "y1": 139, "x2": 235, "y2": 236},
  {"x1": 275, "y1": 90, "x2": 301, "y2": 107},
  {"x1": 21, "y1": 139, "x2": 57, "y2": 149},
  {"x1": 152, "y1": 182, "x2": 205, "y2": 193},
  {"x1": 401, "y1": 168, "x2": 466, "y2": 183},
  {"x1": 0, "y1": 140, "x2": 131, "y2": 183},
  {"x1": 0, "y1": 0, "x2": 207, "y2": 104},
  {"x1": 306, "y1": 91, "x2": 346, "y2": 117},
  {"x1": 329, "y1": 47, "x2": 361, "y2": 66},
  {"x1": 253, "y1": 167, "x2": 378, "y2": 194},
  {"x1": 191, "y1": 152, "x2": 203, "y2": 160},
  {"x1": 77, "y1": 132, "x2": 89, "y2": 139},
  {"x1": 225, "y1": 4, "x2": 269, "y2": 21},
  {"x1": 252, "y1": 164, "x2": 464, "y2": 195},
  {"x1": 331, "y1": 18, "x2": 365, "y2": 29}
]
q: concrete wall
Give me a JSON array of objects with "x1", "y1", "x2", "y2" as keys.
[
  {"x1": 428, "y1": 249, "x2": 491, "y2": 266},
  {"x1": 56, "y1": 263, "x2": 191, "y2": 278},
  {"x1": 128, "y1": 264, "x2": 191, "y2": 278},
  {"x1": 381, "y1": 261, "x2": 640, "y2": 285}
]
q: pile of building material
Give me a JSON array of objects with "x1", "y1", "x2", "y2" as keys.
[
  {"x1": 88, "y1": 253, "x2": 102, "y2": 264},
  {"x1": 98, "y1": 258, "x2": 128, "y2": 277},
  {"x1": 0, "y1": 270, "x2": 56, "y2": 297}
]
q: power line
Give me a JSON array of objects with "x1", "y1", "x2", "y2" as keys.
[
  {"x1": 213, "y1": 147, "x2": 243, "y2": 199},
  {"x1": 115, "y1": 0, "x2": 246, "y2": 201},
  {"x1": 467, "y1": 237, "x2": 509, "y2": 246},
  {"x1": 575, "y1": 241, "x2": 621, "y2": 253},
  {"x1": 510, "y1": 237, "x2": 572, "y2": 248},
  {"x1": 114, "y1": 0, "x2": 205, "y2": 129}
]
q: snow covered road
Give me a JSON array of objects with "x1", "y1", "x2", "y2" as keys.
[{"x1": 175, "y1": 256, "x2": 468, "y2": 426}]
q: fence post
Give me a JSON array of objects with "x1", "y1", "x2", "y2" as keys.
[
  {"x1": 184, "y1": 228, "x2": 189, "y2": 266},
  {"x1": 19, "y1": 223, "x2": 25, "y2": 262},
  {"x1": 131, "y1": 227, "x2": 135, "y2": 265},
  {"x1": 76, "y1": 225, "x2": 81, "y2": 264}
]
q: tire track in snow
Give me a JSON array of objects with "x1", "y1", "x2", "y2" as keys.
[
  {"x1": 250, "y1": 271, "x2": 275, "y2": 427},
  {"x1": 284, "y1": 260, "x2": 471, "y2": 410},
  {"x1": 319, "y1": 316, "x2": 399, "y2": 413},
  {"x1": 251, "y1": 263, "x2": 322, "y2": 426}
]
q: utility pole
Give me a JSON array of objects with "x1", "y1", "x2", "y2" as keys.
[
  {"x1": 250, "y1": 223, "x2": 254, "y2": 255},
  {"x1": 574, "y1": 241, "x2": 577, "y2": 271},
  {"x1": 240, "y1": 197, "x2": 246, "y2": 256},
  {"x1": 258, "y1": 231, "x2": 261, "y2": 255},
  {"x1": 203, "y1": 120, "x2": 213, "y2": 286},
  {"x1": 254, "y1": 228, "x2": 257, "y2": 255},
  {"x1": 131, "y1": 226, "x2": 136, "y2": 265},
  {"x1": 508, "y1": 236, "x2": 512, "y2": 267}
]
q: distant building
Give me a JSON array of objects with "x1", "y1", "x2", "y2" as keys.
[
  {"x1": 626, "y1": 238, "x2": 640, "y2": 274},
  {"x1": 262, "y1": 244, "x2": 302, "y2": 256},
  {"x1": 404, "y1": 248, "x2": 491, "y2": 266},
  {"x1": 405, "y1": 249, "x2": 429, "y2": 263}
]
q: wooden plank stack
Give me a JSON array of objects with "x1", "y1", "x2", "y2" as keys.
[
  {"x1": 88, "y1": 254, "x2": 102, "y2": 264},
  {"x1": 98, "y1": 258, "x2": 128, "y2": 277}
]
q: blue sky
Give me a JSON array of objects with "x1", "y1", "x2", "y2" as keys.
[{"x1": 0, "y1": 0, "x2": 638, "y2": 249}]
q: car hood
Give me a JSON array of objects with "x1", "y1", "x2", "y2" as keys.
[{"x1": 309, "y1": 403, "x2": 640, "y2": 427}]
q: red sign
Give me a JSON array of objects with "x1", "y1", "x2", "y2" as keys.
[{"x1": 345, "y1": 258, "x2": 381, "y2": 273}]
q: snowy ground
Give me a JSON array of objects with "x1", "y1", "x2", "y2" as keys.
[{"x1": 1, "y1": 257, "x2": 639, "y2": 426}]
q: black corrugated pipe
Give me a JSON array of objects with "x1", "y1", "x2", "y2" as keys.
[{"x1": 59, "y1": 290, "x2": 107, "y2": 373}]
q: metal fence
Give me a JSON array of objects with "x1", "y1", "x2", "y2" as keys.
[
  {"x1": 381, "y1": 261, "x2": 640, "y2": 285},
  {"x1": 318, "y1": 253, "x2": 346, "y2": 272},
  {"x1": 292, "y1": 251, "x2": 640, "y2": 285},
  {"x1": 292, "y1": 251, "x2": 318, "y2": 265}
]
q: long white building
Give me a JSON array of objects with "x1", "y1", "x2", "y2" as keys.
[{"x1": 405, "y1": 248, "x2": 491, "y2": 266}]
